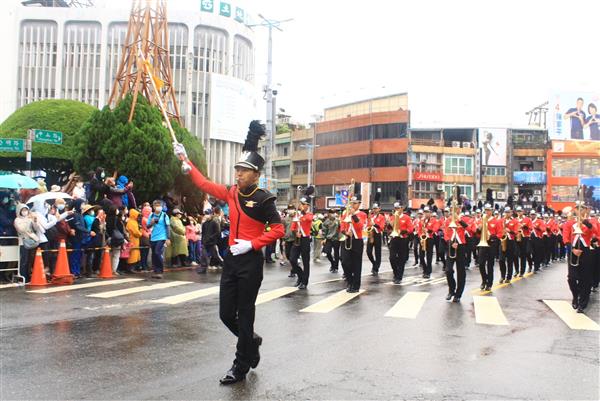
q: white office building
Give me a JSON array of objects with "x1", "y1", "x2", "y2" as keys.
[{"x1": 0, "y1": 0, "x2": 257, "y2": 185}]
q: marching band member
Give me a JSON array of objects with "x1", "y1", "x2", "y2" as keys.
[
  {"x1": 321, "y1": 209, "x2": 341, "y2": 273},
  {"x1": 366, "y1": 202, "x2": 386, "y2": 276},
  {"x1": 290, "y1": 197, "x2": 313, "y2": 289},
  {"x1": 515, "y1": 206, "x2": 533, "y2": 276},
  {"x1": 420, "y1": 207, "x2": 440, "y2": 279},
  {"x1": 478, "y1": 204, "x2": 502, "y2": 291},
  {"x1": 590, "y1": 210, "x2": 600, "y2": 292},
  {"x1": 412, "y1": 209, "x2": 423, "y2": 267},
  {"x1": 444, "y1": 210, "x2": 471, "y2": 302},
  {"x1": 499, "y1": 207, "x2": 519, "y2": 284},
  {"x1": 531, "y1": 211, "x2": 546, "y2": 273},
  {"x1": 542, "y1": 213, "x2": 553, "y2": 267},
  {"x1": 340, "y1": 196, "x2": 367, "y2": 293},
  {"x1": 174, "y1": 121, "x2": 284, "y2": 384},
  {"x1": 388, "y1": 202, "x2": 414, "y2": 284},
  {"x1": 565, "y1": 204, "x2": 596, "y2": 313}
]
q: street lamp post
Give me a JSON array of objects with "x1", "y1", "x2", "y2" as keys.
[{"x1": 246, "y1": 14, "x2": 293, "y2": 192}]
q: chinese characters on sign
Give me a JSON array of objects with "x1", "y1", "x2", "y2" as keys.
[
  {"x1": 33, "y1": 129, "x2": 62, "y2": 145},
  {"x1": 413, "y1": 171, "x2": 442, "y2": 182},
  {"x1": 0, "y1": 138, "x2": 25, "y2": 152}
]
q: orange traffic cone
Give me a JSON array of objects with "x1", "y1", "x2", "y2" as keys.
[
  {"x1": 27, "y1": 248, "x2": 48, "y2": 287},
  {"x1": 98, "y1": 247, "x2": 114, "y2": 279},
  {"x1": 51, "y1": 240, "x2": 74, "y2": 285}
]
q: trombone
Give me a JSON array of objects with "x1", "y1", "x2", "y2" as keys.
[
  {"x1": 448, "y1": 184, "x2": 459, "y2": 259},
  {"x1": 478, "y1": 214, "x2": 490, "y2": 247},
  {"x1": 570, "y1": 186, "x2": 584, "y2": 267}
]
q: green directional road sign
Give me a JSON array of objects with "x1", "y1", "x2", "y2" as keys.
[
  {"x1": 33, "y1": 129, "x2": 62, "y2": 145},
  {"x1": 0, "y1": 138, "x2": 25, "y2": 152}
]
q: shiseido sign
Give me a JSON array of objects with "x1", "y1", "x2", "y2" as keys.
[{"x1": 414, "y1": 171, "x2": 442, "y2": 181}]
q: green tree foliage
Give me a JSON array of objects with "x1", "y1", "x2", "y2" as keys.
[
  {"x1": 0, "y1": 99, "x2": 96, "y2": 185},
  {"x1": 276, "y1": 123, "x2": 291, "y2": 134},
  {"x1": 73, "y1": 94, "x2": 207, "y2": 205}
]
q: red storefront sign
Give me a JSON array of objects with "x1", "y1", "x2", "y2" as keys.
[{"x1": 413, "y1": 171, "x2": 442, "y2": 181}]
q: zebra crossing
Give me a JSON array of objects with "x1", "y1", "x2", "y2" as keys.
[{"x1": 11, "y1": 274, "x2": 599, "y2": 331}]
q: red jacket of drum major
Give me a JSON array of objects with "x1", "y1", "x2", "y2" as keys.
[
  {"x1": 291, "y1": 212, "x2": 313, "y2": 238},
  {"x1": 340, "y1": 211, "x2": 367, "y2": 240},
  {"x1": 188, "y1": 163, "x2": 284, "y2": 250}
]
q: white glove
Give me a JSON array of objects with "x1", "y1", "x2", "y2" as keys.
[
  {"x1": 230, "y1": 239, "x2": 253, "y2": 256},
  {"x1": 173, "y1": 142, "x2": 188, "y2": 159}
]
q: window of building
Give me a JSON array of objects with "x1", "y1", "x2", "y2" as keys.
[
  {"x1": 483, "y1": 166, "x2": 506, "y2": 176},
  {"x1": 293, "y1": 141, "x2": 311, "y2": 151},
  {"x1": 443, "y1": 156, "x2": 473, "y2": 175},
  {"x1": 582, "y1": 159, "x2": 600, "y2": 176},
  {"x1": 275, "y1": 144, "x2": 289, "y2": 157},
  {"x1": 443, "y1": 184, "x2": 473, "y2": 200},
  {"x1": 551, "y1": 185, "x2": 577, "y2": 202},
  {"x1": 316, "y1": 154, "x2": 406, "y2": 172},
  {"x1": 293, "y1": 162, "x2": 308, "y2": 175},
  {"x1": 519, "y1": 162, "x2": 534, "y2": 171},
  {"x1": 315, "y1": 185, "x2": 334, "y2": 197},
  {"x1": 511, "y1": 131, "x2": 546, "y2": 148},
  {"x1": 552, "y1": 158, "x2": 580, "y2": 177},
  {"x1": 412, "y1": 181, "x2": 442, "y2": 200},
  {"x1": 315, "y1": 123, "x2": 407, "y2": 146},
  {"x1": 371, "y1": 182, "x2": 408, "y2": 204}
]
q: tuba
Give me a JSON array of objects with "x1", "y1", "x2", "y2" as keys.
[
  {"x1": 420, "y1": 217, "x2": 428, "y2": 250},
  {"x1": 570, "y1": 186, "x2": 584, "y2": 267},
  {"x1": 390, "y1": 210, "x2": 401, "y2": 238}
]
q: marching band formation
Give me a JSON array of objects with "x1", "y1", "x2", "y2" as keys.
[{"x1": 281, "y1": 186, "x2": 600, "y2": 313}]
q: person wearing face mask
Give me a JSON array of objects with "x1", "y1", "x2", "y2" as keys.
[
  {"x1": 67, "y1": 199, "x2": 91, "y2": 278},
  {"x1": 89, "y1": 167, "x2": 108, "y2": 205},
  {"x1": 0, "y1": 192, "x2": 17, "y2": 238},
  {"x1": 146, "y1": 200, "x2": 171, "y2": 278},
  {"x1": 72, "y1": 180, "x2": 86, "y2": 201},
  {"x1": 29, "y1": 200, "x2": 60, "y2": 275},
  {"x1": 13, "y1": 204, "x2": 42, "y2": 282},
  {"x1": 81, "y1": 204, "x2": 100, "y2": 277}
]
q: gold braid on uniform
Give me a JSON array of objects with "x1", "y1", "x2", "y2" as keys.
[{"x1": 237, "y1": 186, "x2": 260, "y2": 198}]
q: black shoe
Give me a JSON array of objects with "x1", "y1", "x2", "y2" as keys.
[
  {"x1": 250, "y1": 336, "x2": 262, "y2": 369},
  {"x1": 371, "y1": 270, "x2": 378, "y2": 276},
  {"x1": 485, "y1": 285, "x2": 492, "y2": 291},
  {"x1": 592, "y1": 287, "x2": 598, "y2": 293},
  {"x1": 288, "y1": 273, "x2": 296, "y2": 278},
  {"x1": 298, "y1": 283, "x2": 307, "y2": 289},
  {"x1": 265, "y1": 260, "x2": 275, "y2": 264},
  {"x1": 446, "y1": 293, "x2": 454, "y2": 301},
  {"x1": 576, "y1": 307, "x2": 584, "y2": 314},
  {"x1": 294, "y1": 280, "x2": 301, "y2": 287},
  {"x1": 219, "y1": 366, "x2": 246, "y2": 385},
  {"x1": 331, "y1": 269, "x2": 338, "y2": 273},
  {"x1": 480, "y1": 283, "x2": 485, "y2": 290},
  {"x1": 423, "y1": 274, "x2": 430, "y2": 279},
  {"x1": 572, "y1": 299, "x2": 578, "y2": 310},
  {"x1": 347, "y1": 288, "x2": 359, "y2": 293},
  {"x1": 393, "y1": 279, "x2": 401, "y2": 284},
  {"x1": 499, "y1": 279, "x2": 505, "y2": 284},
  {"x1": 452, "y1": 296, "x2": 461, "y2": 303}
]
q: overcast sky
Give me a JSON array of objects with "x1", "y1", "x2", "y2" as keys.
[
  {"x1": 8, "y1": 0, "x2": 599, "y2": 128},
  {"x1": 246, "y1": 0, "x2": 600, "y2": 128}
]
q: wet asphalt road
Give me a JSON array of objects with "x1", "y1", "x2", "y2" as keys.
[{"x1": 1, "y1": 248, "x2": 599, "y2": 400}]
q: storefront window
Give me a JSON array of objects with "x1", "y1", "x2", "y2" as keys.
[
  {"x1": 582, "y1": 159, "x2": 600, "y2": 176},
  {"x1": 552, "y1": 158, "x2": 580, "y2": 177},
  {"x1": 551, "y1": 185, "x2": 577, "y2": 202}
]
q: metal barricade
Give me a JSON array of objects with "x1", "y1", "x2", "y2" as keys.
[{"x1": 0, "y1": 236, "x2": 25, "y2": 286}]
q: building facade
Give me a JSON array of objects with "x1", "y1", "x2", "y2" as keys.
[
  {"x1": 509, "y1": 129, "x2": 548, "y2": 205},
  {"x1": 313, "y1": 94, "x2": 410, "y2": 210},
  {"x1": 546, "y1": 140, "x2": 600, "y2": 210},
  {"x1": 2, "y1": 1, "x2": 255, "y2": 185}
]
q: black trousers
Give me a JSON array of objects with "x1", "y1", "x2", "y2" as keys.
[
  {"x1": 543, "y1": 236, "x2": 552, "y2": 264},
  {"x1": 290, "y1": 237, "x2": 311, "y2": 285},
  {"x1": 341, "y1": 238, "x2": 364, "y2": 290},
  {"x1": 446, "y1": 243, "x2": 466, "y2": 297},
  {"x1": 413, "y1": 236, "x2": 420, "y2": 264},
  {"x1": 532, "y1": 236, "x2": 544, "y2": 271},
  {"x1": 517, "y1": 237, "x2": 532, "y2": 275},
  {"x1": 567, "y1": 247, "x2": 593, "y2": 309},
  {"x1": 323, "y1": 239, "x2": 340, "y2": 271},
  {"x1": 219, "y1": 250, "x2": 264, "y2": 373},
  {"x1": 592, "y1": 247, "x2": 600, "y2": 289},
  {"x1": 366, "y1": 232, "x2": 382, "y2": 272},
  {"x1": 499, "y1": 239, "x2": 518, "y2": 280},
  {"x1": 439, "y1": 236, "x2": 447, "y2": 269},
  {"x1": 550, "y1": 235, "x2": 559, "y2": 261},
  {"x1": 478, "y1": 241, "x2": 498, "y2": 287},
  {"x1": 389, "y1": 237, "x2": 409, "y2": 280},
  {"x1": 420, "y1": 237, "x2": 435, "y2": 275}
]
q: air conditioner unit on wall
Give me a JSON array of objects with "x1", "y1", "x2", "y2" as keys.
[
  {"x1": 496, "y1": 191, "x2": 506, "y2": 200},
  {"x1": 536, "y1": 156, "x2": 544, "y2": 162},
  {"x1": 462, "y1": 142, "x2": 471, "y2": 148},
  {"x1": 534, "y1": 190, "x2": 541, "y2": 195},
  {"x1": 436, "y1": 184, "x2": 444, "y2": 191},
  {"x1": 452, "y1": 141, "x2": 461, "y2": 148}
]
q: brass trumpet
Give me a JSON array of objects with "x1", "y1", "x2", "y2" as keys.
[{"x1": 570, "y1": 186, "x2": 584, "y2": 267}]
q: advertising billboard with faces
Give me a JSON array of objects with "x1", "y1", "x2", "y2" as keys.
[{"x1": 548, "y1": 91, "x2": 600, "y2": 141}]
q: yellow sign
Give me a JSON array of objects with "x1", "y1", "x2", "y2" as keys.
[{"x1": 552, "y1": 140, "x2": 600, "y2": 155}]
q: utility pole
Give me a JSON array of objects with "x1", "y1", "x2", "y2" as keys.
[{"x1": 247, "y1": 14, "x2": 293, "y2": 192}]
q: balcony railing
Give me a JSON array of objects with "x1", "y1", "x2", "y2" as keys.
[{"x1": 410, "y1": 138, "x2": 441, "y2": 146}]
